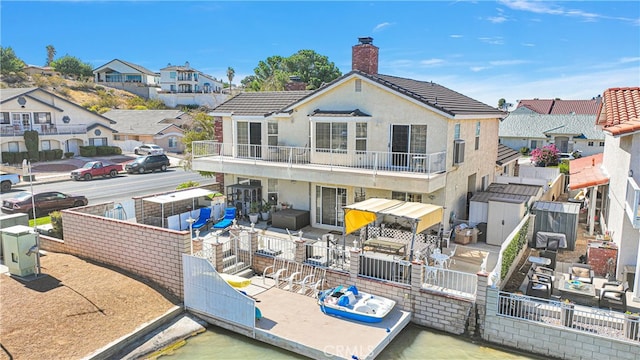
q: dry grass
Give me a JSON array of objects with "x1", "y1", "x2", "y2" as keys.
[{"x1": 0, "y1": 252, "x2": 178, "y2": 360}]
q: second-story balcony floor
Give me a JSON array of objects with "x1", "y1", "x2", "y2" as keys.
[
  {"x1": 1, "y1": 124, "x2": 87, "y2": 137},
  {"x1": 192, "y1": 141, "x2": 448, "y2": 193}
]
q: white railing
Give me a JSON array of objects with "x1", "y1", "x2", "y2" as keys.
[
  {"x1": 626, "y1": 177, "x2": 640, "y2": 228},
  {"x1": 192, "y1": 141, "x2": 447, "y2": 175},
  {"x1": 256, "y1": 235, "x2": 295, "y2": 260},
  {"x1": 0, "y1": 124, "x2": 88, "y2": 136},
  {"x1": 497, "y1": 291, "x2": 640, "y2": 343},
  {"x1": 305, "y1": 242, "x2": 351, "y2": 271},
  {"x1": 423, "y1": 266, "x2": 478, "y2": 298},
  {"x1": 358, "y1": 254, "x2": 412, "y2": 285},
  {"x1": 193, "y1": 243, "x2": 217, "y2": 267}
]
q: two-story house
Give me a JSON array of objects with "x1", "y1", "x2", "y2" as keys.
[
  {"x1": 192, "y1": 37, "x2": 505, "y2": 232},
  {"x1": 595, "y1": 87, "x2": 640, "y2": 300},
  {"x1": 0, "y1": 87, "x2": 117, "y2": 159},
  {"x1": 500, "y1": 98, "x2": 605, "y2": 156},
  {"x1": 159, "y1": 62, "x2": 223, "y2": 94},
  {"x1": 93, "y1": 59, "x2": 159, "y2": 99}
]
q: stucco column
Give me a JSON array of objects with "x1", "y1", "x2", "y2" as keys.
[{"x1": 588, "y1": 185, "x2": 598, "y2": 235}]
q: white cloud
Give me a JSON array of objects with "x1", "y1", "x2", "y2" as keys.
[
  {"x1": 521, "y1": 43, "x2": 535, "y2": 47},
  {"x1": 450, "y1": 34, "x2": 463, "y2": 38},
  {"x1": 487, "y1": 16, "x2": 507, "y2": 24},
  {"x1": 478, "y1": 37, "x2": 504, "y2": 45},
  {"x1": 489, "y1": 59, "x2": 530, "y2": 66},
  {"x1": 420, "y1": 59, "x2": 445, "y2": 67},
  {"x1": 498, "y1": 0, "x2": 638, "y2": 24},
  {"x1": 373, "y1": 22, "x2": 392, "y2": 32},
  {"x1": 470, "y1": 66, "x2": 488, "y2": 72},
  {"x1": 619, "y1": 57, "x2": 640, "y2": 64}
]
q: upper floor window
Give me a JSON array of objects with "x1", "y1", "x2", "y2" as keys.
[
  {"x1": 0, "y1": 112, "x2": 9, "y2": 124},
  {"x1": 170, "y1": 72, "x2": 176, "y2": 79},
  {"x1": 475, "y1": 122, "x2": 480, "y2": 150},
  {"x1": 588, "y1": 141, "x2": 594, "y2": 146},
  {"x1": 599, "y1": 142, "x2": 605, "y2": 147},
  {"x1": 268, "y1": 122, "x2": 278, "y2": 146},
  {"x1": 316, "y1": 122, "x2": 347, "y2": 152},
  {"x1": 454, "y1": 123, "x2": 460, "y2": 140},
  {"x1": 355, "y1": 79, "x2": 362, "y2": 92},
  {"x1": 355, "y1": 122, "x2": 367, "y2": 152},
  {"x1": 34, "y1": 112, "x2": 52, "y2": 124}
]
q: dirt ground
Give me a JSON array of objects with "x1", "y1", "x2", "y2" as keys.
[{"x1": 0, "y1": 252, "x2": 178, "y2": 360}]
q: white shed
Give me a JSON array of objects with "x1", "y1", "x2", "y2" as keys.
[
  {"x1": 486, "y1": 198, "x2": 528, "y2": 246},
  {"x1": 469, "y1": 192, "x2": 531, "y2": 226}
]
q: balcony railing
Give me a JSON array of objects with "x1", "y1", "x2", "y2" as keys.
[
  {"x1": 192, "y1": 141, "x2": 446, "y2": 175},
  {"x1": 1, "y1": 124, "x2": 87, "y2": 136},
  {"x1": 626, "y1": 177, "x2": 640, "y2": 228}
]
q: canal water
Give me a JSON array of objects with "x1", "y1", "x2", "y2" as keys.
[{"x1": 162, "y1": 323, "x2": 542, "y2": 359}]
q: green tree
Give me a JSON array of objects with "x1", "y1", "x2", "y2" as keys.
[
  {"x1": 0, "y1": 46, "x2": 25, "y2": 75},
  {"x1": 181, "y1": 111, "x2": 216, "y2": 177},
  {"x1": 51, "y1": 55, "x2": 93, "y2": 78},
  {"x1": 226, "y1": 66, "x2": 235, "y2": 95},
  {"x1": 45, "y1": 45, "x2": 56, "y2": 66},
  {"x1": 498, "y1": 98, "x2": 506, "y2": 110},
  {"x1": 283, "y1": 49, "x2": 341, "y2": 89}
]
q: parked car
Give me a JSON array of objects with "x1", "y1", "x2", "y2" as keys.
[
  {"x1": 558, "y1": 153, "x2": 575, "y2": 161},
  {"x1": 0, "y1": 172, "x2": 21, "y2": 192},
  {"x1": 1, "y1": 191, "x2": 88, "y2": 218},
  {"x1": 124, "y1": 154, "x2": 170, "y2": 174},
  {"x1": 134, "y1": 144, "x2": 164, "y2": 155},
  {"x1": 70, "y1": 161, "x2": 123, "y2": 181}
]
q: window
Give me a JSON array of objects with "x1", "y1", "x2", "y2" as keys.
[
  {"x1": 34, "y1": 112, "x2": 51, "y2": 124},
  {"x1": 354, "y1": 187, "x2": 366, "y2": 202},
  {"x1": 481, "y1": 175, "x2": 489, "y2": 191},
  {"x1": 588, "y1": 141, "x2": 594, "y2": 146},
  {"x1": 89, "y1": 137, "x2": 107, "y2": 146},
  {"x1": 168, "y1": 136, "x2": 178, "y2": 148},
  {"x1": 504, "y1": 164, "x2": 510, "y2": 176},
  {"x1": 453, "y1": 139, "x2": 465, "y2": 165},
  {"x1": 41, "y1": 140, "x2": 51, "y2": 150},
  {"x1": 268, "y1": 121, "x2": 278, "y2": 146},
  {"x1": 599, "y1": 142, "x2": 605, "y2": 147},
  {"x1": 475, "y1": 122, "x2": 480, "y2": 150},
  {"x1": 530, "y1": 140, "x2": 538, "y2": 150},
  {"x1": 8, "y1": 141, "x2": 19, "y2": 152},
  {"x1": 0, "y1": 112, "x2": 9, "y2": 124},
  {"x1": 392, "y1": 191, "x2": 422, "y2": 203},
  {"x1": 410, "y1": 125, "x2": 427, "y2": 153},
  {"x1": 315, "y1": 122, "x2": 347, "y2": 152},
  {"x1": 454, "y1": 123, "x2": 460, "y2": 140},
  {"x1": 170, "y1": 72, "x2": 176, "y2": 79},
  {"x1": 355, "y1": 79, "x2": 362, "y2": 92},
  {"x1": 267, "y1": 179, "x2": 278, "y2": 205},
  {"x1": 355, "y1": 122, "x2": 367, "y2": 152}
]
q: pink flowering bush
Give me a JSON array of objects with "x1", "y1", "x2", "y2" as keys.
[{"x1": 530, "y1": 144, "x2": 559, "y2": 167}]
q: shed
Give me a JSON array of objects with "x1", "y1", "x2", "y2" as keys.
[
  {"x1": 486, "y1": 183, "x2": 544, "y2": 199},
  {"x1": 469, "y1": 192, "x2": 531, "y2": 226},
  {"x1": 531, "y1": 201, "x2": 580, "y2": 250},
  {"x1": 486, "y1": 198, "x2": 528, "y2": 246}
]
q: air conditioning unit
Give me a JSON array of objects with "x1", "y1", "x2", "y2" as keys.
[{"x1": 453, "y1": 139, "x2": 465, "y2": 165}]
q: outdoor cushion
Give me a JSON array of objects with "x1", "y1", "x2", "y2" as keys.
[{"x1": 572, "y1": 268, "x2": 590, "y2": 278}]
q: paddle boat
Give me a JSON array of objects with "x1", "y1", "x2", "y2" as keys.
[{"x1": 317, "y1": 285, "x2": 396, "y2": 323}]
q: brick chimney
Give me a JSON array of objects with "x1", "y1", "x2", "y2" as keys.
[{"x1": 352, "y1": 37, "x2": 378, "y2": 74}]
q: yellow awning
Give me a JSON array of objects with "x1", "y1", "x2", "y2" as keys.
[
  {"x1": 378, "y1": 202, "x2": 443, "y2": 233},
  {"x1": 343, "y1": 198, "x2": 403, "y2": 235}
]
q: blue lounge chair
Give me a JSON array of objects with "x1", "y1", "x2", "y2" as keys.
[
  {"x1": 192, "y1": 207, "x2": 212, "y2": 232},
  {"x1": 213, "y1": 207, "x2": 236, "y2": 230}
]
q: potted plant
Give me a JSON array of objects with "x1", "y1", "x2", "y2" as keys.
[
  {"x1": 625, "y1": 311, "x2": 640, "y2": 340},
  {"x1": 248, "y1": 201, "x2": 260, "y2": 224},
  {"x1": 260, "y1": 200, "x2": 272, "y2": 221}
]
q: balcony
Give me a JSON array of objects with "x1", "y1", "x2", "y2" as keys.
[
  {"x1": 626, "y1": 177, "x2": 640, "y2": 228},
  {"x1": 1, "y1": 124, "x2": 88, "y2": 137},
  {"x1": 192, "y1": 141, "x2": 447, "y2": 192}
]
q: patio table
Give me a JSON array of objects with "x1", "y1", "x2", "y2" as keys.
[
  {"x1": 363, "y1": 237, "x2": 406, "y2": 255},
  {"x1": 556, "y1": 278, "x2": 597, "y2": 306}
]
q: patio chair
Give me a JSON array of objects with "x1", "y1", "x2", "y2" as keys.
[
  {"x1": 568, "y1": 263, "x2": 594, "y2": 284},
  {"x1": 526, "y1": 280, "x2": 552, "y2": 299},
  {"x1": 213, "y1": 207, "x2": 236, "y2": 230},
  {"x1": 539, "y1": 249, "x2": 557, "y2": 270},
  {"x1": 598, "y1": 282, "x2": 628, "y2": 312},
  {"x1": 192, "y1": 207, "x2": 212, "y2": 233}
]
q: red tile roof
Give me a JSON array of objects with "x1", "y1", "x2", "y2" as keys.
[
  {"x1": 517, "y1": 98, "x2": 600, "y2": 115},
  {"x1": 568, "y1": 153, "x2": 609, "y2": 191},
  {"x1": 596, "y1": 87, "x2": 640, "y2": 136}
]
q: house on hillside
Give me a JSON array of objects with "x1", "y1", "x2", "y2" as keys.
[
  {"x1": 159, "y1": 61, "x2": 223, "y2": 94},
  {"x1": 499, "y1": 106, "x2": 605, "y2": 156},
  {"x1": 191, "y1": 37, "x2": 505, "y2": 233},
  {"x1": 102, "y1": 109, "x2": 190, "y2": 154},
  {"x1": 23, "y1": 65, "x2": 61, "y2": 77},
  {"x1": 93, "y1": 59, "x2": 160, "y2": 99},
  {"x1": 0, "y1": 87, "x2": 117, "y2": 159},
  {"x1": 592, "y1": 87, "x2": 640, "y2": 301}
]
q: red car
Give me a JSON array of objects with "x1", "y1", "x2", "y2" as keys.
[{"x1": 1, "y1": 191, "x2": 88, "y2": 218}]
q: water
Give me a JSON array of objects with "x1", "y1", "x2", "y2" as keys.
[{"x1": 161, "y1": 323, "x2": 541, "y2": 359}]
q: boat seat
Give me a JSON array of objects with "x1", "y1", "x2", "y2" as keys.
[{"x1": 338, "y1": 291, "x2": 357, "y2": 307}]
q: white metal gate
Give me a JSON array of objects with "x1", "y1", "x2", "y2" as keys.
[
  {"x1": 221, "y1": 230, "x2": 252, "y2": 274},
  {"x1": 182, "y1": 254, "x2": 255, "y2": 332}
]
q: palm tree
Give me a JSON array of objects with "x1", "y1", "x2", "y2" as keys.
[
  {"x1": 46, "y1": 45, "x2": 56, "y2": 67},
  {"x1": 226, "y1": 66, "x2": 235, "y2": 95}
]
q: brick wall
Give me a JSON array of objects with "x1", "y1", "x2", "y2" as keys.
[
  {"x1": 133, "y1": 184, "x2": 222, "y2": 226},
  {"x1": 47, "y1": 203, "x2": 190, "y2": 298},
  {"x1": 482, "y1": 287, "x2": 640, "y2": 359}
]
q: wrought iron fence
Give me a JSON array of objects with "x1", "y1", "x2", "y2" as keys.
[
  {"x1": 423, "y1": 266, "x2": 478, "y2": 299},
  {"x1": 358, "y1": 254, "x2": 412, "y2": 285},
  {"x1": 305, "y1": 241, "x2": 351, "y2": 271},
  {"x1": 256, "y1": 235, "x2": 295, "y2": 260}
]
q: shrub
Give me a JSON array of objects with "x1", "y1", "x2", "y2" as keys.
[
  {"x1": 96, "y1": 146, "x2": 110, "y2": 156},
  {"x1": 52, "y1": 149, "x2": 63, "y2": 160},
  {"x1": 45, "y1": 150, "x2": 56, "y2": 161},
  {"x1": 558, "y1": 160, "x2": 569, "y2": 174},
  {"x1": 64, "y1": 152, "x2": 75, "y2": 158},
  {"x1": 530, "y1": 144, "x2": 559, "y2": 167},
  {"x1": 79, "y1": 146, "x2": 97, "y2": 157},
  {"x1": 176, "y1": 181, "x2": 200, "y2": 190},
  {"x1": 23, "y1": 130, "x2": 39, "y2": 160},
  {"x1": 501, "y1": 217, "x2": 530, "y2": 280},
  {"x1": 1, "y1": 152, "x2": 15, "y2": 164},
  {"x1": 519, "y1": 147, "x2": 530, "y2": 155},
  {"x1": 49, "y1": 211, "x2": 63, "y2": 239}
]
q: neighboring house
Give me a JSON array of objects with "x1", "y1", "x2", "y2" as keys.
[
  {"x1": 0, "y1": 87, "x2": 118, "y2": 158},
  {"x1": 93, "y1": 59, "x2": 160, "y2": 98},
  {"x1": 102, "y1": 109, "x2": 189, "y2": 154},
  {"x1": 516, "y1": 98, "x2": 601, "y2": 115},
  {"x1": 159, "y1": 62, "x2": 223, "y2": 94},
  {"x1": 192, "y1": 37, "x2": 505, "y2": 232},
  {"x1": 496, "y1": 143, "x2": 521, "y2": 178},
  {"x1": 595, "y1": 87, "x2": 640, "y2": 301},
  {"x1": 23, "y1": 65, "x2": 61, "y2": 77},
  {"x1": 499, "y1": 106, "x2": 605, "y2": 156}
]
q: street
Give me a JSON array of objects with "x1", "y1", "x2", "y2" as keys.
[{"x1": 1, "y1": 168, "x2": 214, "y2": 206}]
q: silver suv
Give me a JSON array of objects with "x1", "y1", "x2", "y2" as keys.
[
  {"x1": 134, "y1": 144, "x2": 164, "y2": 155},
  {"x1": 125, "y1": 154, "x2": 170, "y2": 174}
]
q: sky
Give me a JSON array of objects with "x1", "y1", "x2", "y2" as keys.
[{"x1": 1, "y1": 1, "x2": 639, "y2": 108}]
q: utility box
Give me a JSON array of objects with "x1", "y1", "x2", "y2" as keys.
[
  {"x1": 1, "y1": 225, "x2": 37, "y2": 277},
  {"x1": 0, "y1": 213, "x2": 29, "y2": 260}
]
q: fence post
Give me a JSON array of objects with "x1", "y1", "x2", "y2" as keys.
[
  {"x1": 349, "y1": 248, "x2": 361, "y2": 283},
  {"x1": 213, "y1": 242, "x2": 225, "y2": 273},
  {"x1": 410, "y1": 260, "x2": 424, "y2": 289},
  {"x1": 294, "y1": 239, "x2": 306, "y2": 263}
]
